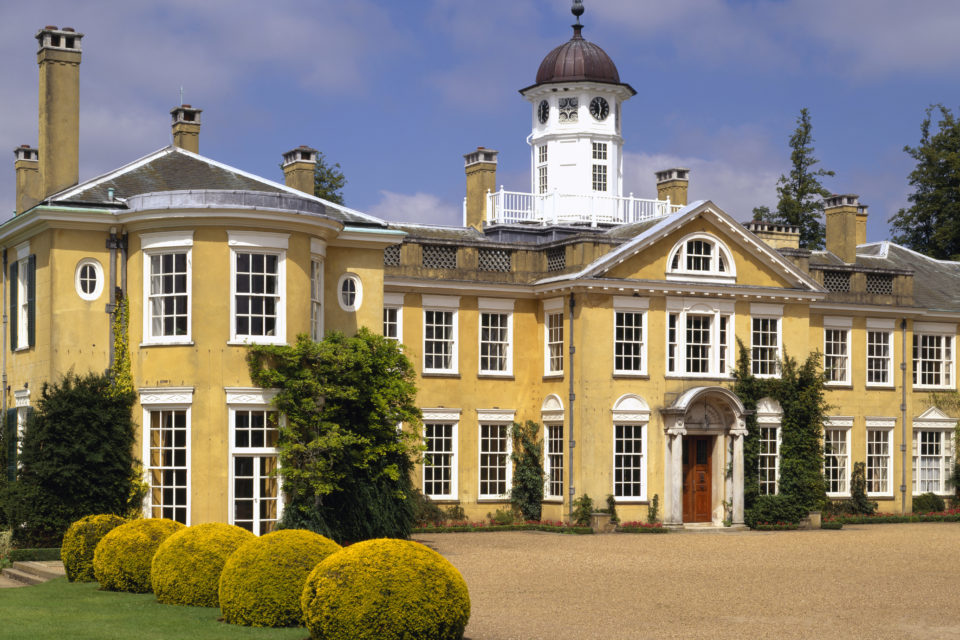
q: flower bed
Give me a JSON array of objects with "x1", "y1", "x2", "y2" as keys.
[
  {"x1": 824, "y1": 508, "x2": 960, "y2": 526},
  {"x1": 615, "y1": 521, "x2": 669, "y2": 534},
  {"x1": 752, "y1": 522, "x2": 800, "y2": 531},
  {"x1": 414, "y1": 520, "x2": 593, "y2": 534}
]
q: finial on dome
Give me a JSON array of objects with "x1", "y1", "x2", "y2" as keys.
[
  {"x1": 572, "y1": 0, "x2": 584, "y2": 24},
  {"x1": 571, "y1": 0, "x2": 585, "y2": 38}
]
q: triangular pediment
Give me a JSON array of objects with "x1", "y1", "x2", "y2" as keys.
[
  {"x1": 914, "y1": 406, "x2": 957, "y2": 427},
  {"x1": 536, "y1": 201, "x2": 822, "y2": 293}
]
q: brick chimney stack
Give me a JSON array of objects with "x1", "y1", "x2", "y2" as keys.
[
  {"x1": 14, "y1": 145, "x2": 40, "y2": 215},
  {"x1": 656, "y1": 168, "x2": 689, "y2": 207},
  {"x1": 825, "y1": 194, "x2": 867, "y2": 264},
  {"x1": 170, "y1": 105, "x2": 202, "y2": 153},
  {"x1": 281, "y1": 146, "x2": 318, "y2": 195},
  {"x1": 36, "y1": 26, "x2": 83, "y2": 199},
  {"x1": 463, "y1": 147, "x2": 498, "y2": 230}
]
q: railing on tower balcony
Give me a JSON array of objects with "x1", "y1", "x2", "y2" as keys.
[{"x1": 481, "y1": 187, "x2": 683, "y2": 226}]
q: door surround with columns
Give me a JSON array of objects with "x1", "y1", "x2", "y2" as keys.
[{"x1": 661, "y1": 386, "x2": 747, "y2": 526}]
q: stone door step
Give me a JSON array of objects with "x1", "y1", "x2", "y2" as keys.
[{"x1": 1, "y1": 560, "x2": 65, "y2": 586}]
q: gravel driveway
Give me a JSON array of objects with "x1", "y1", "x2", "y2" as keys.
[{"x1": 414, "y1": 524, "x2": 960, "y2": 640}]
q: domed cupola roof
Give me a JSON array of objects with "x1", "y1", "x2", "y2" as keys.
[
  {"x1": 535, "y1": 25, "x2": 620, "y2": 85},
  {"x1": 524, "y1": 2, "x2": 635, "y2": 95}
]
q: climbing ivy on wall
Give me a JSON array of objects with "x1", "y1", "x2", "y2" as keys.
[
  {"x1": 111, "y1": 295, "x2": 134, "y2": 397},
  {"x1": 732, "y1": 341, "x2": 829, "y2": 516}
]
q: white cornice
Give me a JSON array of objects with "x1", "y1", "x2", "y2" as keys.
[{"x1": 224, "y1": 387, "x2": 278, "y2": 405}]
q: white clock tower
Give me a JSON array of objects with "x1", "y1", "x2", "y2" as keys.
[{"x1": 520, "y1": 1, "x2": 636, "y2": 210}]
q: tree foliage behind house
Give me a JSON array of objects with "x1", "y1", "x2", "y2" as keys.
[
  {"x1": 889, "y1": 104, "x2": 960, "y2": 259},
  {"x1": 752, "y1": 108, "x2": 835, "y2": 249},
  {"x1": 1, "y1": 372, "x2": 138, "y2": 547},
  {"x1": 313, "y1": 151, "x2": 347, "y2": 205},
  {"x1": 246, "y1": 330, "x2": 421, "y2": 543},
  {"x1": 733, "y1": 342, "x2": 828, "y2": 522}
]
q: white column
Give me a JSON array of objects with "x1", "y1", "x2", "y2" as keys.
[
  {"x1": 664, "y1": 419, "x2": 686, "y2": 526},
  {"x1": 732, "y1": 419, "x2": 747, "y2": 525}
]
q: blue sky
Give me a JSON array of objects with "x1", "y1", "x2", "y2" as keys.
[{"x1": 3, "y1": 0, "x2": 960, "y2": 242}]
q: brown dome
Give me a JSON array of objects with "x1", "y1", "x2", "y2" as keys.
[{"x1": 535, "y1": 25, "x2": 621, "y2": 86}]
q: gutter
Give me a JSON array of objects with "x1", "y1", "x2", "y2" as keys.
[
  {"x1": 567, "y1": 293, "x2": 576, "y2": 522},
  {"x1": 900, "y1": 318, "x2": 908, "y2": 514}
]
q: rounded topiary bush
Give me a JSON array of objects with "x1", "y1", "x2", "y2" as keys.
[
  {"x1": 61, "y1": 514, "x2": 127, "y2": 582},
  {"x1": 151, "y1": 522, "x2": 254, "y2": 607},
  {"x1": 93, "y1": 518, "x2": 184, "y2": 593},
  {"x1": 219, "y1": 529, "x2": 341, "y2": 627},
  {"x1": 300, "y1": 538, "x2": 470, "y2": 640}
]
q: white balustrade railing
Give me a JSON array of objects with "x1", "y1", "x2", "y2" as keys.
[{"x1": 484, "y1": 187, "x2": 682, "y2": 226}]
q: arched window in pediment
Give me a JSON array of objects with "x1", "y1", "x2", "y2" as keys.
[{"x1": 667, "y1": 233, "x2": 736, "y2": 281}]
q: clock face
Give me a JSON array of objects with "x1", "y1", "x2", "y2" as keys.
[
  {"x1": 538, "y1": 100, "x2": 549, "y2": 124},
  {"x1": 590, "y1": 96, "x2": 610, "y2": 121}
]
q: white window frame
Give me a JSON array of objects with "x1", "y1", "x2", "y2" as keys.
[
  {"x1": 141, "y1": 231, "x2": 193, "y2": 345},
  {"x1": 383, "y1": 292, "x2": 404, "y2": 343},
  {"x1": 310, "y1": 239, "x2": 325, "y2": 341},
  {"x1": 14, "y1": 241, "x2": 30, "y2": 351},
  {"x1": 613, "y1": 296, "x2": 648, "y2": 376},
  {"x1": 226, "y1": 387, "x2": 282, "y2": 535},
  {"x1": 865, "y1": 418, "x2": 895, "y2": 498},
  {"x1": 823, "y1": 317, "x2": 852, "y2": 386},
  {"x1": 666, "y1": 233, "x2": 736, "y2": 283},
  {"x1": 544, "y1": 298, "x2": 564, "y2": 377},
  {"x1": 611, "y1": 394, "x2": 650, "y2": 502},
  {"x1": 912, "y1": 322, "x2": 956, "y2": 390},
  {"x1": 336, "y1": 273, "x2": 363, "y2": 312},
  {"x1": 75, "y1": 258, "x2": 104, "y2": 301},
  {"x1": 228, "y1": 231, "x2": 288, "y2": 345},
  {"x1": 478, "y1": 298, "x2": 514, "y2": 376},
  {"x1": 756, "y1": 397, "x2": 783, "y2": 496},
  {"x1": 866, "y1": 318, "x2": 895, "y2": 388},
  {"x1": 911, "y1": 408, "x2": 956, "y2": 497},
  {"x1": 542, "y1": 394, "x2": 565, "y2": 502},
  {"x1": 824, "y1": 417, "x2": 852, "y2": 498},
  {"x1": 665, "y1": 297, "x2": 734, "y2": 378},
  {"x1": 477, "y1": 409, "x2": 515, "y2": 500},
  {"x1": 750, "y1": 304, "x2": 783, "y2": 378},
  {"x1": 422, "y1": 295, "x2": 459, "y2": 375},
  {"x1": 13, "y1": 389, "x2": 30, "y2": 470},
  {"x1": 140, "y1": 387, "x2": 194, "y2": 525},
  {"x1": 422, "y1": 408, "x2": 461, "y2": 500}
]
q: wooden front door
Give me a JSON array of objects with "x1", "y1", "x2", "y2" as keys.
[{"x1": 682, "y1": 436, "x2": 713, "y2": 523}]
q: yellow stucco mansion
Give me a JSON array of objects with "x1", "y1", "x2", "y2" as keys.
[{"x1": 4, "y1": 17, "x2": 958, "y2": 532}]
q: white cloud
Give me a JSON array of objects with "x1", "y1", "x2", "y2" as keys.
[
  {"x1": 624, "y1": 151, "x2": 780, "y2": 222},
  {"x1": 367, "y1": 190, "x2": 460, "y2": 226},
  {"x1": 593, "y1": 0, "x2": 960, "y2": 78}
]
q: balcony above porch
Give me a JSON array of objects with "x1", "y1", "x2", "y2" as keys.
[{"x1": 479, "y1": 187, "x2": 683, "y2": 227}]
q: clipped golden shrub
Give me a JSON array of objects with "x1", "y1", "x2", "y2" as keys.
[
  {"x1": 93, "y1": 518, "x2": 184, "y2": 593},
  {"x1": 151, "y1": 522, "x2": 254, "y2": 607},
  {"x1": 300, "y1": 538, "x2": 470, "y2": 640},
  {"x1": 219, "y1": 529, "x2": 341, "y2": 627},
  {"x1": 61, "y1": 514, "x2": 127, "y2": 582}
]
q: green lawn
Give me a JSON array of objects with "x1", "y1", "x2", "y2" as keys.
[{"x1": 0, "y1": 578, "x2": 309, "y2": 640}]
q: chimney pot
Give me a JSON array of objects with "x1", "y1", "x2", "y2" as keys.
[
  {"x1": 655, "y1": 167, "x2": 690, "y2": 207},
  {"x1": 36, "y1": 25, "x2": 83, "y2": 200},
  {"x1": 170, "y1": 105, "x2": 202, "y2": 153}
]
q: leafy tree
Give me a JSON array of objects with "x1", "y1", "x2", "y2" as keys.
[
  {"x1": 752, "y1": 108, "x2": 835, "y2": 249},
  {"x1": 509, "y1": 420, "x2": 545, "y2": 521},
  {"x1": 314, "y1": 151, "x2": 347, "y2": 205},
  {"x1": 246, "y1": 330, "x2": 421, "y2": 543},
  {"x1": 1, "y1": 372, "x2": 138, "y2": 547},
  {"x1": 889, "y1": 105, "x2": 960, "y2": 259},
  {"x1": 733, "y1": 341, "x2": 828, "y2": 522}
]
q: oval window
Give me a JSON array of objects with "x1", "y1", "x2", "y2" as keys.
[
  {"x1": 337, "y1": 273, "x2": 362, "y2": 312},
  {"x1": 75, "y1": 259, "x2": 104, "y2": 301}
]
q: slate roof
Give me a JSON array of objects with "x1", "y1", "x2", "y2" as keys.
[
  {"x1": 857, "y1": 243, "x2": 960, "y2": 312},
  {"x1": 44, "y1": 146, "x2": 384, "y2": 227}
]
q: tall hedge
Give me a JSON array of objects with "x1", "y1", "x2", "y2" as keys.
[{"x1": 1, "y1": 372, "x2": 137, "y2": 547}]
